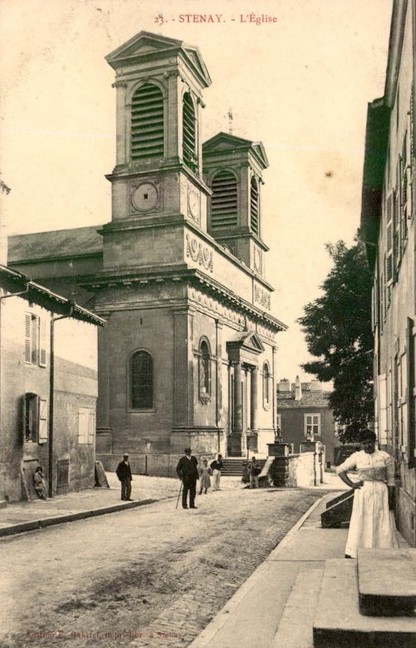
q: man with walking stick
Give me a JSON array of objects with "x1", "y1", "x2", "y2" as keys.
[{"x1": 176, "y1": 448, "x2": 199, "y2": 509}]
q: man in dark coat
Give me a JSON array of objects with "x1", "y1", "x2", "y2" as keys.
[
  {"x1": 116, "y1": 454, "x2": 133, "y2": 501},
  {"x1": 176, "y1": 448, "x2": 199, "y2": 509}
]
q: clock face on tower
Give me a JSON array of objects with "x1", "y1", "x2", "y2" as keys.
[{"x1": 132, "y1": 182, "x2": 158, "y2": 211}]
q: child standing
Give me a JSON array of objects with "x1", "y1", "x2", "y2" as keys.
[{"x1": 198, "y1": 459, "x2": 211, "y2": 495}]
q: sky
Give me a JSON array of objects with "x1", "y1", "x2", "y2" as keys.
[{"x1": 0, "y1": 0, "x2": 393, "y2": 383}]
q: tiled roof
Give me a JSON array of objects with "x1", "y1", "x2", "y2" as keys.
[
  {"x1": 0, "y1": 264, "x2": 105, "y2": 326},
  {"x1": 277, "y1": 391, "x2": 332, "y2": 409},
  {"x1": 8, "y1": 225, "x2": 103, "y2": 263}
]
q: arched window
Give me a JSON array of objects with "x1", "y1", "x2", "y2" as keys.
[
  {"x1": 131, "y1": 351, "x2": 153, "y2": 409},
  {"x1": 250, "y1": 176, "x2": 260, "y2": 235},
  {"x1": 210, "y1": 170, "x2": 238, "y2": 230},
  {"x1": 182, "y1": 92, "x2": 197, "y2": 171},
  {"x1": 199, "y1": 339, "x2": 211, "y2": 402},
  {"x1": 263, "y1": 362, "x2": 270, "y2": 408},
  {"x1": 130, "y1": 83, "x2": 164, "y2": 161}
]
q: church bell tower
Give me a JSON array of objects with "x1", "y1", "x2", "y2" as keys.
[{"x1": 103, "y1": 32, "x2": 212, "y2": 269}]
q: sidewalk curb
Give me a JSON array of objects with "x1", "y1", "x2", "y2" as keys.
[
  {"x1": 187, "y1": 493, "x2": 330, "y2": 648},
  {"x1": 0, "y1": 497, "x2": 165, "y2": 538}
]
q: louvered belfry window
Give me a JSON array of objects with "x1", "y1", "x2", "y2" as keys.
[
  {"x1": 131, "y1": 83, "x2": 164, "y2": 161},
  {"x1": 250, "y1": 176, "x2": 259, "y2": 235},
  {"x1": 211, "y1": 170, "x2": 238, "y2": 229},
  {"x1": 182, "y1": 92, "x2": 197, "y2": 171}
]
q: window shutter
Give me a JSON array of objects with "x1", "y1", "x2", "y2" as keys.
[
  {"x1": 38, "y1": 398, "x2": 48, "y2": 443},
  {"x1": 183, "y1": 92, "x2": 197, "y2": 171},
  {"x1": 211, "y1": 170, "x2": 238, "y2": 229},
  {"x1": 24, "y1": 314, "x2": 31, "y2": 363},
  {"x1": 88, "y1": 410, "x2": 95, "y2": 444},
  {"x1": 78, "y1": 408, "x2": 88, "y2": 443},
  {"x1": 39, "y1": 318, "x2": 47, "y2": 367},
  {"x1": 250, "y1": 176, "x2": 259, "y2": 235},
  {"x1": 385, "y1": 191, "x2": 394, "y2": 285},
  {"x1": 131, "y1": 83, "x2": 164, "y2": 161}
]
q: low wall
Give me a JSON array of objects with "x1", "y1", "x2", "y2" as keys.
[{"x1": 287, "y1": 452, "x2": 321, "y2": 487}]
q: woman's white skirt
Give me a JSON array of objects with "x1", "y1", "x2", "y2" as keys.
[{"x1": 345, "y1": 481, "x2": 398, "y2": 558}]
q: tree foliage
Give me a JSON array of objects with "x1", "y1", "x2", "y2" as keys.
[{"x1": 297, "y1": 238, "x2": 374, "y2": 443}]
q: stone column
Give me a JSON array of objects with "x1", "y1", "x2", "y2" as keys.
[
  {"x1": 272, "y1": 345, "x2": 277, "y2": 432},
  {"x1": 172, "y1": 308, "x2": 193, "y2": 427},
  {"x1": 0, "y1": 179, "x2": 10, "y2": 265},
  {"x1": 215, "y1": 319, "x2": 223, "y2": 430},
  {"x1": 113, "y1": 81, "x2": 128, "y2": 166},
  {"x1": 166, "y1": 71, "x2": 180, "y2": 160},
  {"x1": 229, "y1": 361, "x2": 242, "y2": 456},
  {"x1": 95, "y1": 318, "x2": 112, "y2": 454},
  {"x1": 250, "y1": 366, "x2": 258, "y2": 433}
]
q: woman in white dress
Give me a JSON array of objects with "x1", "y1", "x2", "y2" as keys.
[{"x1": 336, "y1": 429, "x2": 398, "y2": 558}]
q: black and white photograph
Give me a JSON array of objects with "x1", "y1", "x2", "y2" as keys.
[{"x1": 0, "y1": 0, "x2": 415, "y2": 646}]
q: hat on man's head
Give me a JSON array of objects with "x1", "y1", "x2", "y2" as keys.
[{"x1": 184, "y1": 447, "x2": 192, "y2": 453}]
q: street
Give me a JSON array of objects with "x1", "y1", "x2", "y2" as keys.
[{"x1": 0, "y1": 484, "x2": 322, "y2": 648}]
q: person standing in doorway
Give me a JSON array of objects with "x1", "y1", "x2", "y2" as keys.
[
  {"x1": 210, "y1": 453, "x2": 224, "y2": 491},
  {"x1": 116, "y1": 454, "x2": 133, "y2": 501},
  {"x1": 176, "y1": 448, "x2": 199, "y2": 509}
]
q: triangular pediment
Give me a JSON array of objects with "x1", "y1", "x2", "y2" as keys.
[
  {"x1": 203, "y1": 132, "x2": 269, "y2": 168},
  {"x1": 106, "y1": 31, "x2": 211, "y2": 88},
  {"x1": 242, "y1": 331, "x2": 265, "y2": 353},
  {"x1": 227, "y1": 330, "x2": 265, "y2": 356}
]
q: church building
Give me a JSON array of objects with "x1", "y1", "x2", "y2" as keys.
[{"x1": 9, "y1": 32, "x2": 287, "y2": 476}]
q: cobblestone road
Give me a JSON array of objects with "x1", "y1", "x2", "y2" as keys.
[{"x1": 0, "y1": 482, "x2": 323, "y2": 648}]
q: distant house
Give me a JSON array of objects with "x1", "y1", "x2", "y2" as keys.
[
  {"x1": 276, "y1": 377, "x2": 340, "y2": 466},
  {"x1": 0, "y1": 263, "x2": 104, "y2": 502}
]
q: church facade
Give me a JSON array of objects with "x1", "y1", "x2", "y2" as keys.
[{"x1": 9, "y1": 32, "x2": 286, "y2": 476}]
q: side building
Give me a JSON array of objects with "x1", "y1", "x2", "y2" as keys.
[
  {"x1": 0, "y1": 262, "x2": 104, "y2": 502},
  {"x1": 360, "y1": 0, "x2": 416, "y2": 546},
  {"x1": 8, "y1": 32, "x2": 287, "y2": 476},
  {"x1": 276, "y1": 377, "x2": 339, "y2": 467}
]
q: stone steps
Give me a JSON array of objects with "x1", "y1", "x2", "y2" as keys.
[
  {"x1": 221, "y1": 457, "x2": 266, "y2": 477},
  {"x1": 271, "y1": 551, "x2": 416, "y2": 648},
  {"x1": 272, "y1": 568, "x2": 323, "y2": 648},
  {"x1": 358, "y1": 548, "x2": 416, "y2": 616},
  {"x1": 312, "y1": 559, "x2": 416, "y2": 648}
]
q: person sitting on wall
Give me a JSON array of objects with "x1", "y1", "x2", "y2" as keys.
[
  {"x1": 33, "y1": 466, "x2": 47, "y2": 500},
  {"x1": 249, "y1": 456, "x2": 261, "y2": 489}
]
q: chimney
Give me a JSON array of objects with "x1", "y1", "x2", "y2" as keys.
[
  {"x1": 294, "y1": 375, "x2": 302, "y2": 401},
  {"x1": 0, "y1": 179, "x2": 11, "y2": 266},
  {"x1": 310, "y1": 379, "x2": 322, "y2": 392},
  {"x1": 278, "y1": 379, "x2": 291, "y2": 392}
]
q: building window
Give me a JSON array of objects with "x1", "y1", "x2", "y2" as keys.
[
  {"x1": 23, "y1": 393, "x2": 49, "y2": 444},
  {"x1": 131, "y1": 350, "x2": 153, "y2": 410},
  {"x1": 263, "y1": 362, "x2": 270, "y2": 408},
  {"x1": 199, "y1": 339, "x2": 211, "y2": 402},
  {"x1": 210, "y1": 169, "x2": 238, "y2": 230},
  {"x1": 131, "y1": 83, "x2": 164, "y2": 161},
  {"x1": 304, "y1": 413, "x2": 321, "y2": 439},
  {"x1": 24, "y1": 313, "x2": 47, "y2": 367},
  {"x1": 78, "y1": 407, "x2": 95, "y2": 444},
  {"x1": 182, "y1": 92, "x2": 197, "y2": 171},
  {"x1": 250, "y1": 176, "x2": 259, "y2": 236}
]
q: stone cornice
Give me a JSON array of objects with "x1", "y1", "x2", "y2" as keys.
[{"x1": 79, "y1": 266, "x2": 286, "y2": 333}]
